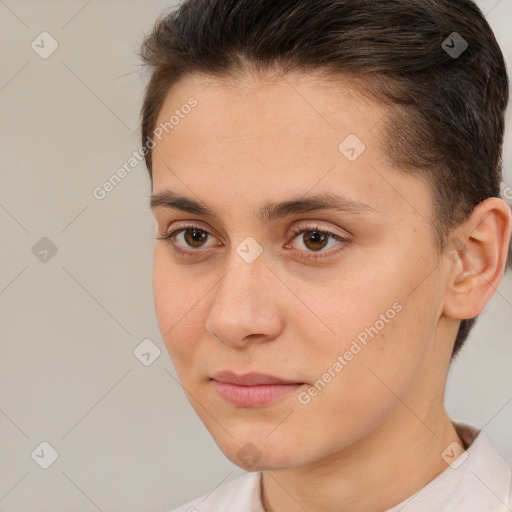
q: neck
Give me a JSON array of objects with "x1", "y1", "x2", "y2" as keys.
[
  {"x1": 261, "y1": 407, "x2": 462, "y2": 512},
  {"x1": 261, "y1": 318, "x2": 464, "y2": 512}
]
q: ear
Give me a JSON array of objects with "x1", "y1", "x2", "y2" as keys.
[{"x1": 443, "y1": 197, "x2": 512, "y2": 320}]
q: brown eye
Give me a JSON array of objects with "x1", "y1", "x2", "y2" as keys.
[
  {"x1": 287, "y1": 224, "x2": 350, "y2": 260},
  {"x1": 155, "y1": 223, "x2": 219, "y2": 257},
  {"x1": 183, "y1": 228, "x2": 209, "y2": 248},
  {"x1": 301, "y1": 230, "x2": 329, "y2": 251}
]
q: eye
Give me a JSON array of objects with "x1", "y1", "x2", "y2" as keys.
[
  {"x1": 155, "y1": 222, "x2": 350, "y2": 261},
  {"x1": 286, "y1": 224, "x2": 349, "y2": 260},
  {"x1": 155, "y1": 223, "x2": 220, "y2": 257}
]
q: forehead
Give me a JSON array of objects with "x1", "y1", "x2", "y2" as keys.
[
  {"x1": 154, "y1": 71, "x2": 382, "y2": 145},
  {"x1": 150, "y1": 72, "x2": 432, "y2": 224}
]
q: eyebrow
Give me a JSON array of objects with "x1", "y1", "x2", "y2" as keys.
[{"x1": 149, "y1": 190, "x2": 379, "y2": 221}]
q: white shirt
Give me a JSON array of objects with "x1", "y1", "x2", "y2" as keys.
[{"x1": 167, "y1": 422, "x2": 512, "y2": 512}]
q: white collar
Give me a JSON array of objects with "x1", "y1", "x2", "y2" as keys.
[{"x1": 386, "y1": 422, "x2": 511, "y2": 511}]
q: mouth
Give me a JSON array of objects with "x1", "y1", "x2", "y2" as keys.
[{"x1": 210, "y1": 371, "x2": 306, "y2": 407}]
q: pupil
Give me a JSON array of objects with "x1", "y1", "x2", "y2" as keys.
[
  {"x1": 304, "y1": 231, "x2": 327, "y2": 251},
  {"x1": 186, "y1": 229, "x2": 207, "y2": 247}
]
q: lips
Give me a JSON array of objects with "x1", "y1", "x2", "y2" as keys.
[
  {"x1": 211, "y1": 371, "x2": 302, "y2": 386},
  {"x1": 210, "y1": 371, "x2": 305, "y2": 407}
]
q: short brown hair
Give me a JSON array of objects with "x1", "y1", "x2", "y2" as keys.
[{"x1": 139, "y1": 0, "x2": 510, "y2": 358}]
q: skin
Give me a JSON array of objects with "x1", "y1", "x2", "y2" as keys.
[{"x1": 149, "y1": 70, "x2": 512, "y2": 512}]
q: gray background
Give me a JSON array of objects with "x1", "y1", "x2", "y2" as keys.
[{"x1": 0, "y1": 0, "x2": 511, "y2": 511}]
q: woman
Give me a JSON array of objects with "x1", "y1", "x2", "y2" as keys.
[{"x1": 139, "y1": 1, "x2": 512, "y2": 510}]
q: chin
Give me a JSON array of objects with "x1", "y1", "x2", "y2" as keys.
[{"x1": 211, "y1": 430, "x2": 306, "y2": 471}]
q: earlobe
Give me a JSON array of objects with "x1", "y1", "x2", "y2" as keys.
[{"x1": 443, "y1": 197, "x2": 512, "y2": 320}]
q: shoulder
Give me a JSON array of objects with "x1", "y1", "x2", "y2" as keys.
[{"x1": 165, "y1": 471, "x2": 263, "y2": 512}]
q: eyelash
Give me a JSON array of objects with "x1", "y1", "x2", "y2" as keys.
[{"x1": 155, "y1": 223, "x2": 349, "y2": 261}]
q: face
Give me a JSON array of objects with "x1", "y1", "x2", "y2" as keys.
[{"x1": 150, "y1": 71, "x2": 452, "y2": 471}]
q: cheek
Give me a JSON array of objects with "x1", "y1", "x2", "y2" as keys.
[
  {"x1": 152, "y1": 252, "x2": 178, "y2": 335},
  {"x1": 293, "y1": 263, "x2": 408, "y2": 357},
  {"x1": 313, "y1": 279, "x2": 438, "y2": 405},
  {"x1": 295, "y1": 246, "x2": 440, "y2": 389},
  {"x1": 152, "y1": 250, "x2": 206, "y2": 362},
  {"x1": 290, "y1": 308, "x2": 432, "y2": 454}
]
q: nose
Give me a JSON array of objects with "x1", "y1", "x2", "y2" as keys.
[{"x1": 204, "y1": 254, "x2": 284, "y2": 348}]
